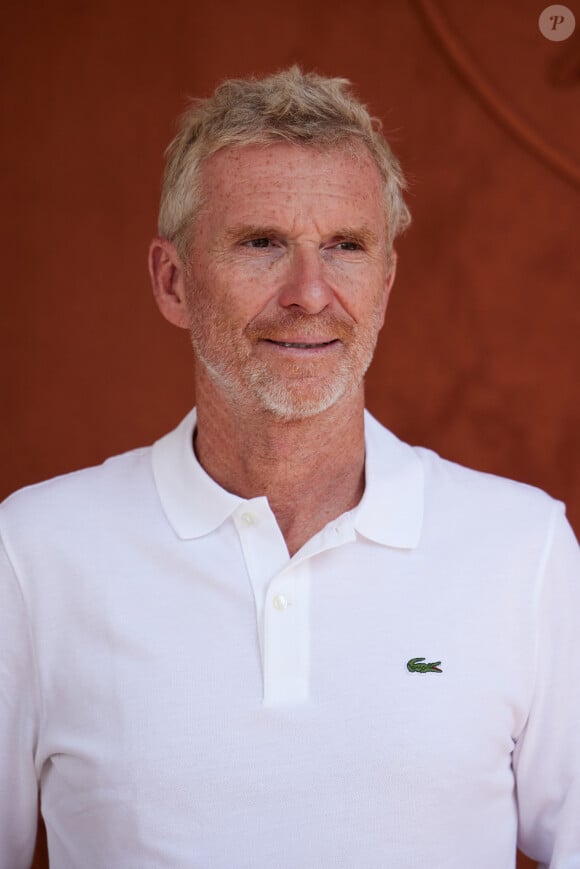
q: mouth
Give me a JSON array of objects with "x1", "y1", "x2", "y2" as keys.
[{"x1": 264, "y1": 339, "x2": 339, "y2": 349}]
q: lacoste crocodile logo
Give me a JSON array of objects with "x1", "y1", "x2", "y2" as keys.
[{"x1": 407, "y1": 657, "x2": 443, "y2": 674}]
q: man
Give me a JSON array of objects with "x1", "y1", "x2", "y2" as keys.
[{"x1": 1, "y1": 67, "x2": 579, "y2": 868}]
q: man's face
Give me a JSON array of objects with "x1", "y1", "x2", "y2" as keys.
[{"x1": 182, "y1": 141, "x2": 396, "y2": 420}]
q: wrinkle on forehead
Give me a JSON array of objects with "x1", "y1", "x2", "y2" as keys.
[
  {"x1": 212, "y1": 140, "x2": 381, "y2": 184},
  {"x1": 207, "y1": 137, "x2": 377, "y2": 169},
  {"x1": 193, "y1": 141, "x2": 387, "y2": 245}
]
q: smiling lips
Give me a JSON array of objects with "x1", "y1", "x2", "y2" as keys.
[{"x1": 265, "y1": 338, "x2": 339, "y2": 349}]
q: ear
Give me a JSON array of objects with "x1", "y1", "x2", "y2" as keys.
[
  {"x1": 378, "y1": 249, "x2": 398, "y2": 328},
  {"x1": 148, "y1": 237, "x2": 190, "y2": 329}
]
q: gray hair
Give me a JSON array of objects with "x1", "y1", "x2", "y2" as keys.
[{"x1": 158, "y1": 66, "x2": 411, "y2": 259}]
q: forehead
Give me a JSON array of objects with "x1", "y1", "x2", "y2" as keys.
[{"x1": 197, "y1": 141, "x2": 385, "y2": 230}]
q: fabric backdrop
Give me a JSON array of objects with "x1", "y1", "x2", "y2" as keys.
[{"x1": 2, "y1": 1, "x2": 578, "y2": 866}]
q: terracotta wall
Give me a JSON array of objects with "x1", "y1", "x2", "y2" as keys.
[{"x1": 2, "y1": 1, "x2": 578, "y2": 866}]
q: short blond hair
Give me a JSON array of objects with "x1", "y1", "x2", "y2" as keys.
[{"x1": 159, "y1": 66, "x2": 411, "y2": 258}]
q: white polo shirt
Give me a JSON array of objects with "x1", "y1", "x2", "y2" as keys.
[{"x1": 1, "y1": 409, "x2": 579, "y2": 868}]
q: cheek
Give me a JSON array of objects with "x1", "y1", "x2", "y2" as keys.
[
  {"x1": 330, "y1": 268, "x2": 389, "y2": 324},
  {"x1": 187, "y1": 281, "x2": 258, "y2": 341},
  {"x1": 212, "y1": 266, "x2": 279, "y2": 317}
]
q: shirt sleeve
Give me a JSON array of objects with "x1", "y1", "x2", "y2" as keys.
[
  {"x1": 0, "y1": 531, "x2": 40, "y2": 868},
  {"x1": 513, "y1": 503, "x2": 580, "y2": 868}
]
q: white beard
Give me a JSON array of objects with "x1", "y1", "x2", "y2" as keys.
[{"x1": 188, "y1": 298, "x2": 383, "y2": 421}]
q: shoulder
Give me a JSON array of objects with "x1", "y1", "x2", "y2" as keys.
[
  {"x1": 364, "y1": 411, "x2": 563, "y2": 542},
  {"x1": 408, "y1": 443, "x2": 572, "y2": 580},
  {"x1": 416, "y1": 444, "x2": 561, "y2": 524},
  {"x1": 410, "y1": 447, "x2": 569, "y2": 572},
  {"x1": 0, "y1": 446, "x2": 155, "y2": 543}
]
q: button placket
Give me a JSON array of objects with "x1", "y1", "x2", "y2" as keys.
[
  {"x1": 233, "y1": 500, "x2": 291, "y2": 687},
  {"x1": 234, "y1": 505, "x2": 353, "y2": 706},
  {"x1": 263, "y1": 562, "x2": 310, "y2": 706}
]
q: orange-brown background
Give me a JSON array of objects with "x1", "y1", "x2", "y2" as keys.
[{"x1": 2, "y1": 1, "x2": 578, "y2": 866}]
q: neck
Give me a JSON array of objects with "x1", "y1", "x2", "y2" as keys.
[{"x1": 193, "y1": 373, "x2": 366, "y2": 556}]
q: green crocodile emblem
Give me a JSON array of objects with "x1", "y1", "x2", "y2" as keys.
[{"x1": 407, "y1": 657, "x2": 442, "y2": 674}]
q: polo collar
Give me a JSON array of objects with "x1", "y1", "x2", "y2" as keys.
[
  {"x1": 152, "y1": 408, "x2": 244, "y2": 539},
  {"x1": 355, "y1": 411, "x2": 424, "y2": 549},
  {"x1": 151, "y1": 407, "x2": 424, "y2": 549}
]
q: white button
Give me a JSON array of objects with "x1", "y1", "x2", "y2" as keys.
[
  {"x1": 240, "y1": 512, "x2": 255, "y2": 526},
  {"x1": 272, "y1": 594, "x2": 288, "y2": 611}
]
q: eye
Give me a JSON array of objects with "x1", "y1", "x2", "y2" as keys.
[
  {"x1": 335, "y1": 240, "x2": 363, "y2": 251},
  {"x1": 246, "y1": 237, "x2": 272, "y2": 249}
]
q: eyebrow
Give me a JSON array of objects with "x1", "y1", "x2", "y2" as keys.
[
  {"x1": 331, "y1": 226, "x2": 380, "y2": 248},
  {"x1": 224, "y1": 224, "x2": 283, "y2": 243},
  {"x1": 223, "y1": 224, "x2": 381, "y2": 247}
]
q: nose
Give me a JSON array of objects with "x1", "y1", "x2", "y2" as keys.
[{"x1": 277, "y1": 243, "x2": 334, "y2": 314}]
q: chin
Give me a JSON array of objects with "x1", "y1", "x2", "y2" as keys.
[
  {"x1": 251, "y1": 376, "x2": 358, "y2": 421},
  {"x1": 199, "y1": 352, "x2": 369, "y2": 421}
]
